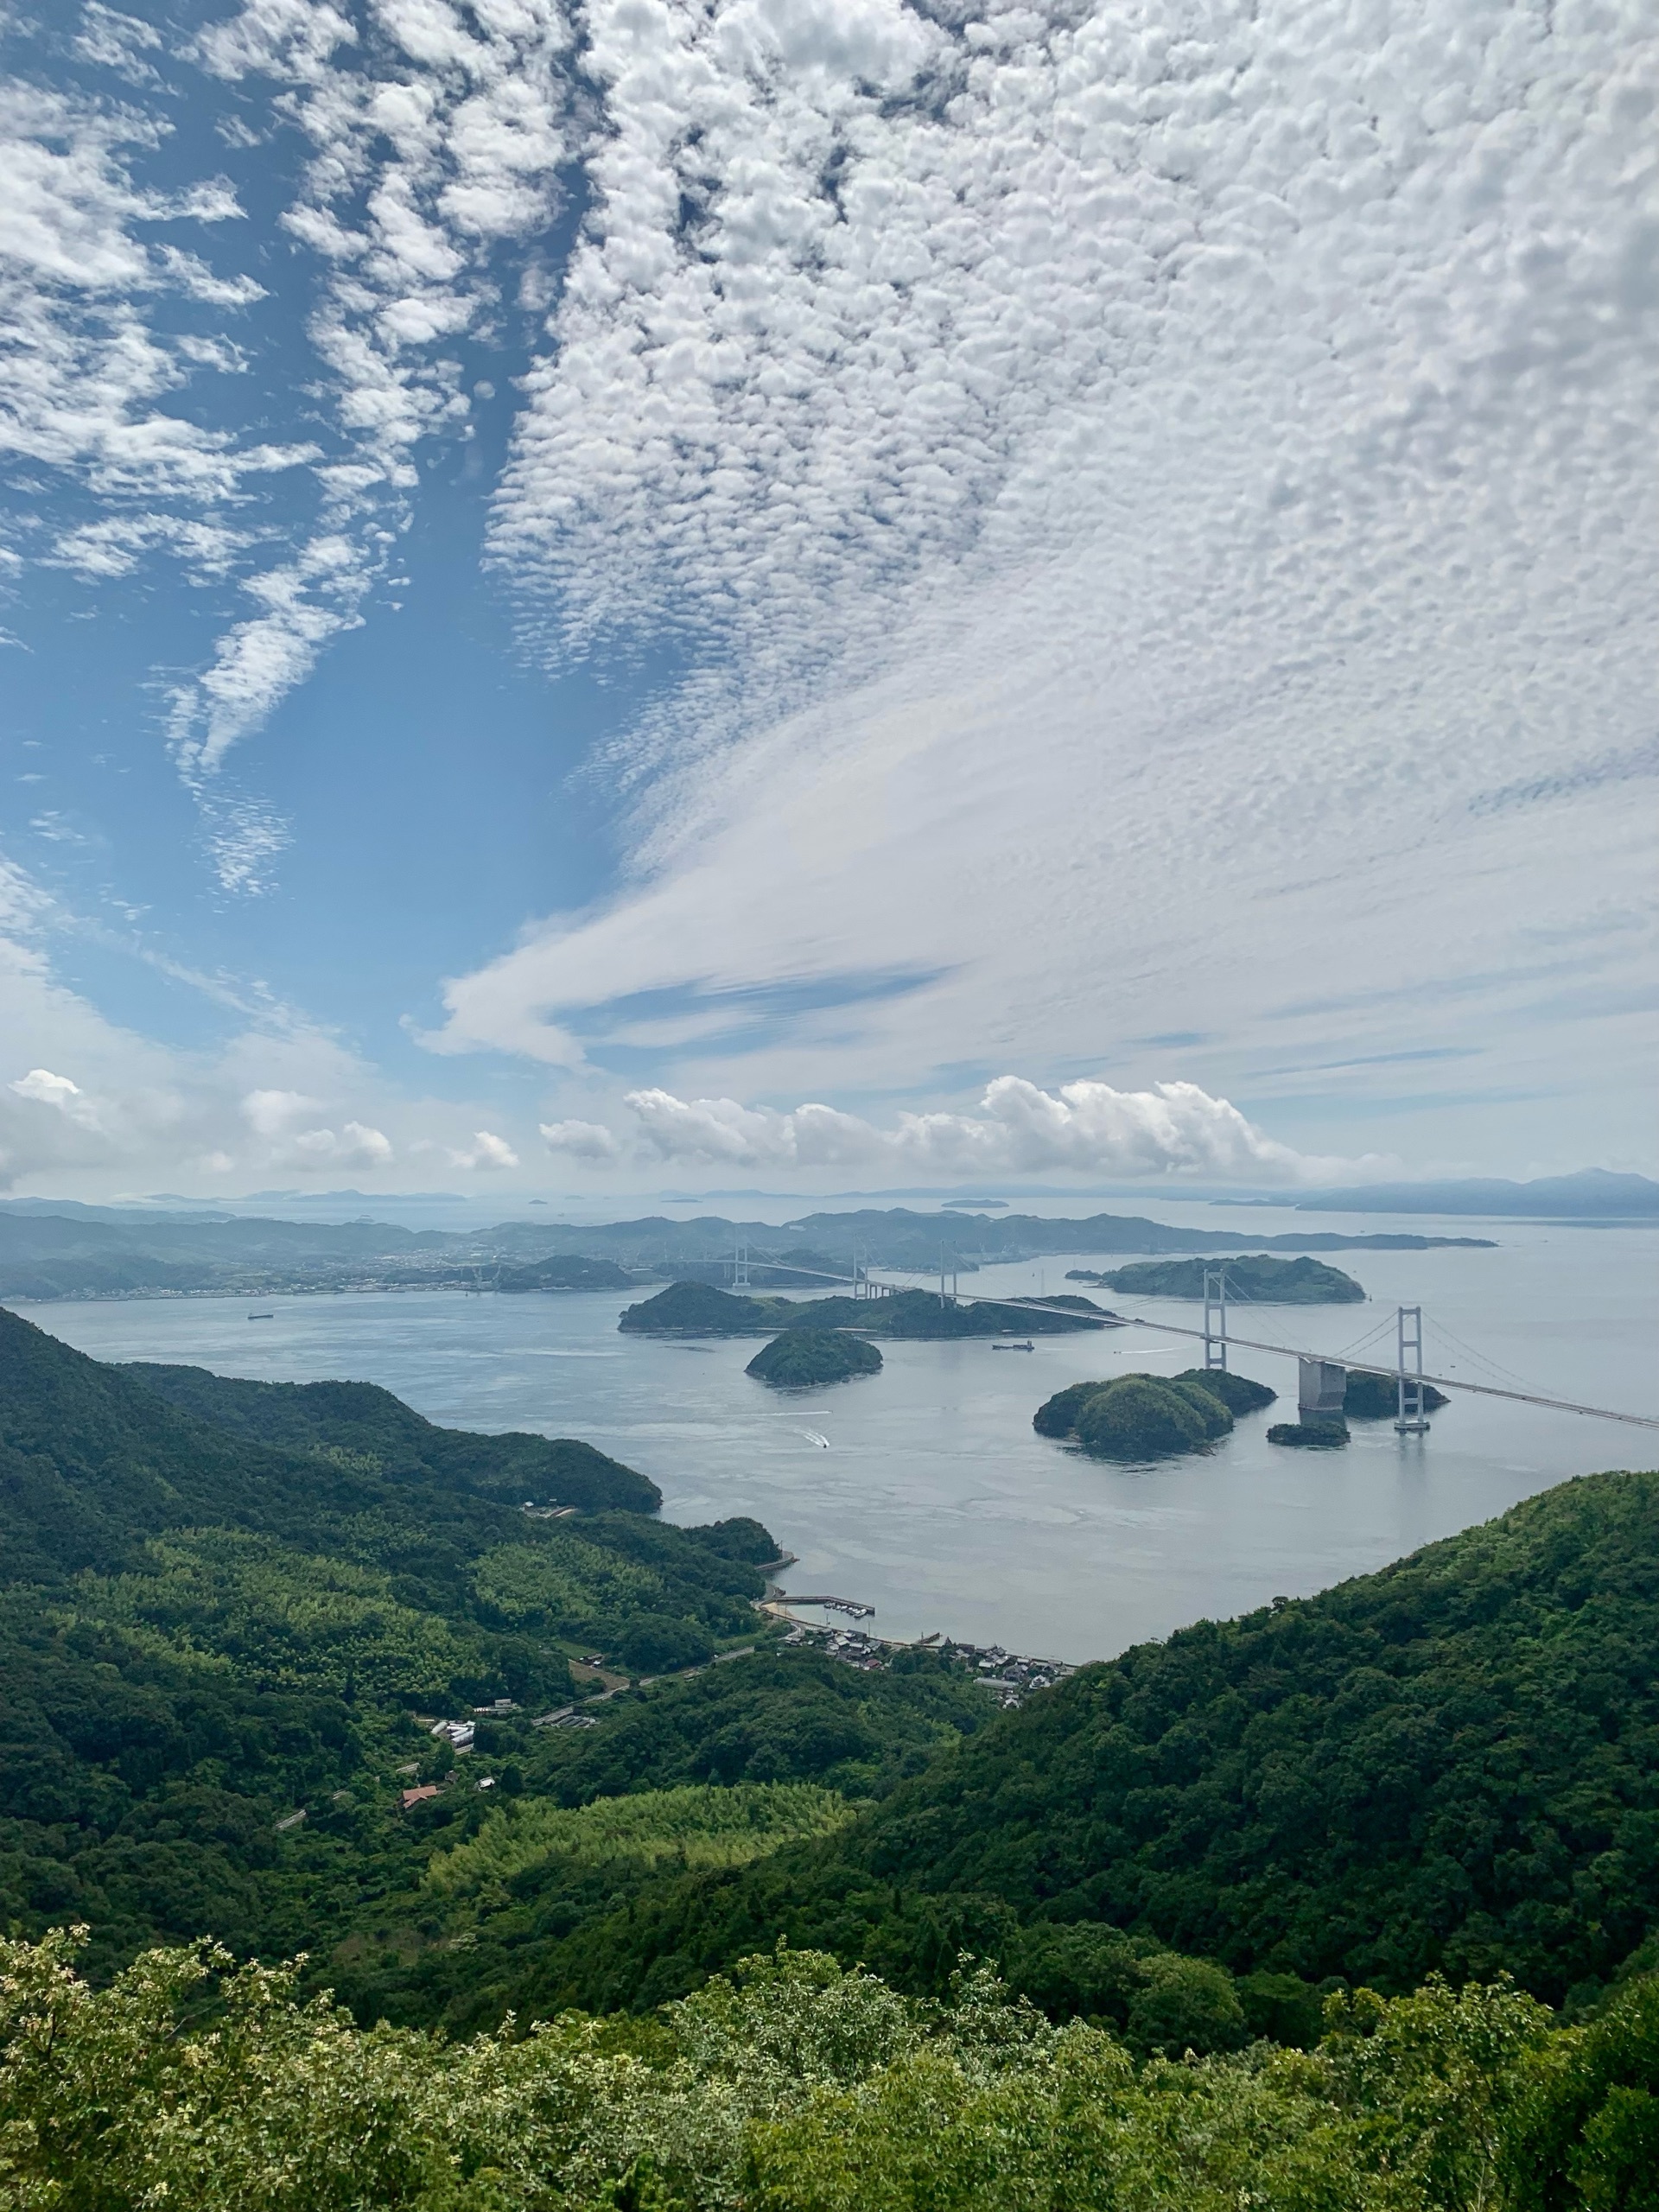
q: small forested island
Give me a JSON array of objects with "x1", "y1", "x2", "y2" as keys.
[
  {"x1": 1266, "y1": 1370, "x2": 1453, "y2": 1446},
  {"x1": 1268, "y1": 1415, "x2": 1351, "y2": 1448},
  {"x1": 620, "y1": 1281, "x2": 1101, "y2": 1338},
  {"x1": 1343, "y1": 1369, "x2": 1450, "y2": 1418},
  {"x1": 1073, "y1": 1253, "x2": 1365, "y2": 1303},
  {"x1": 746, "y1": 1329, "x2": 884, "y2": 1388},
  {"x1": 1033, "y1": 1367, "x2": 1277, "y2": 1459}
]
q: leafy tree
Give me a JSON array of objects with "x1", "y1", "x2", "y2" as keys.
[
  {"x1": 0, "y1": 1929, "x2": 1593, "y2": 2212},
  {"x1": 1125, "y1": 1955, "x2": 1249, "y2": 2056}
]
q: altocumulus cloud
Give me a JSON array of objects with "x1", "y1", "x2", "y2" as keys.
[
  {"x1": 4, "y1": 0, "x2": 1653, "y2": 1175},
  {"x1": 426, "y1": 0, "x2": 1658, "y2": 1138},
  {"x1": 541, "y1": 1077, "x2": 1370, "y2": 1184}
]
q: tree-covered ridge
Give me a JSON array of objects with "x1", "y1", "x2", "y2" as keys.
[
  {"x1": 326, "y1": 1643, "x2": 995, "y2": 2032},
  {"x1": 620, "y1": 1283, "x2": 1097, "y2": 1338},
  {"x1": 124, "y1": 1360, "x2": 659, "y2": 1514},
  {"x1": 6, "y1": 1926, "x2": 1656, "y2": 2212},
  {"x1": 548, "y1": 1469, "x2": 1659, "y2": 2016},
  {"x1": 0, "y1": 1309, "x2": 788, "y2": 1977},
  {"x1": 1090, "y1": 1254, "x2": 1366, "y2": 1302}
]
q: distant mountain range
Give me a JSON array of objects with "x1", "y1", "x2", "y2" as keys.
[
  {"x1": 0, "y1": 1202, "x2": 1492, "y2": 1303},
  {"x1": 1225, "y1": 1169, "x2": 1659, "y2": 1219}
]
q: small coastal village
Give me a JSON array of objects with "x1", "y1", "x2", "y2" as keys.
[{"x1": 776, "y1": 1618, "x2": 1077, "y2": 1705}]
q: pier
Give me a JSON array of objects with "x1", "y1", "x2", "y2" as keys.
[{"x1": 772, "y1": 1592, "x2": 877, "y2": 1618}]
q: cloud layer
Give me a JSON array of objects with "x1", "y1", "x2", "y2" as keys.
[
  {"x1": 435, "y1": 0, "x2": 1657, "y2": 1153},
  {"x1": 542, "y1": 1077, "x2": 1368, "y2": 1184},
  {"x1": 3, "y1": 0, "x2": 1653, "y2": 1185}
]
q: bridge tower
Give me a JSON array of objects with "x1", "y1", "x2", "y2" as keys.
[
  {"x1": 938, "y1": 1249, "x2": 958, "y2": 1308},
  {"x1": 733, "y1": 1239, "x2": 751, "y2": 1291},
  {"x1": 1203, "y1": 1267, "x2": 1230, "y2": 1370},
  {"x1": 1395, "y1": 1305, "x2": 1430, "y2": 1434}
]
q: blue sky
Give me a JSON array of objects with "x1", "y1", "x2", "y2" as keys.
[{"x1": 1, "y1": 0, "x2": 1655, "y2": 1202}]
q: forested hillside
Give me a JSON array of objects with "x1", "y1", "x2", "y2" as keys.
[
  {"x1": 13, "y1": 1929, "x2": 1656, "y2": 2212},
  {"x1": 524, "y1": 1469, "x2": 1659, "y2": 2017},
  {"x1": 0, "y1": 1311, "x2": 781, "y2": 1977},
  {"x1": 6, "y1": 1302, "x2": 1659, "y2": 2208}
]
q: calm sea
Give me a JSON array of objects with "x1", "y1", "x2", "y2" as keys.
[{"x1": 16, "y1": 1200, "x2": 1657, "y2": 1663}]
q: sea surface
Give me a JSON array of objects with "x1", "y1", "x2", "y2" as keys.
[{"x1": 16, "y1": 1201, "x2": 1658, "y2": 1664}]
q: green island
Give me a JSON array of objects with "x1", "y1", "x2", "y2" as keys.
[
  {"x1": 1077, "y1": 1254, "x2": 1366, "y2": 1303},
  {"x1": 1343, "y1": 1369, "x2": 1451, "y2": 1418},
  {"x1": 1034, "y1": 1367, "x2": 1278, "y2": 1459},
  {"x1": 746, "y1": 1329, "x2": 884, "y2": 1387},
  {"x1": 3, "y1": 1301, "x2": 1659, "y2": 2208},
  {"x1": 1266, "y1": 1372, "x2": 1453, "y2": 1447},
  {"x1": 1268, "y1": 1414, "x2": 1352, "y2": 1447},
  {"x1": 620, "y1": 1280, "x2": 1100, "y2": 1338}
]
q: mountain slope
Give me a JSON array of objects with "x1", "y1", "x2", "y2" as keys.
[
  {"x1": 0, "y1": 1309, "x2": 772, "y2": 1976},
  {"x1": 534, "y1": 1467, "x2": 1659, "y2": 2011},
  {"x1": 123, "y1": 1363, "x2": 658, "y2": 1515}
]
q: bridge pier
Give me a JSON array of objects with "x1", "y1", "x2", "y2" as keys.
[
  {"x1": 1395, "y1": 1305, "x2": 1430, "y2": 1433},
  {"x1": 1203, "y1": 1268, "x2": 1230, "y2": 1370}
]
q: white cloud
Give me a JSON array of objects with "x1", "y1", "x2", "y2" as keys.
[
  {"x1": 170, "y1": 537, "x2": 371, "y2": 782},
  {"x1": 0, "y1": 850, "x2": 526, "y2": 1195},
  {"x1": 191, "y1": 0, "x2": 357, "y2": 84},
  {"x1": 199, "y1": 795, "x2": 294, "y2": 899},
  {"x1": 44, "y1": 513, "x2": 247, "y2": 581},
  {"x1": 287, "y1": 1118, "x2": 395, "y2": 1167},
  {"x1": 0, "y1": 82, "x2": 299, "y2": 500},
  {"x1": 121, "y1": 0, "x2": 581, "y2": 874},
  {"x1": 241, "y1": 1087, "x2": 323, "y2": 1138},
  {"x1": 10, "y1": 1066, "x2": 102, "y2": 1129},
  {"x1": 74, "y1": 6, "x2": 164, "y2": 87},
  {"x1": 542, "y1": 1077, "x2": 1365, "y2": 1185},
  {"x1": 448, "y1": 1128, "x2": 519, "y2": 1170},
  {"x1": 432, "y1": 0, "x2": 1656, "y2": 1162},
  {"x1": 537, "y1": 1116, "x2": 620, "y2": 1163}
]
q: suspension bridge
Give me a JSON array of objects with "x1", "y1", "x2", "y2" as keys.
[
  {"x1": 716, "y1": 1239, "x2": 1659, "y2": 1434},
  {"x1": 996, "y1": 1269, "x2": 1659, "y2": 1433}
]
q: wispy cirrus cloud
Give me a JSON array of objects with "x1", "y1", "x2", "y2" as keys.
[{"x1": 158, "y1": 0, "x2": 581, "y2": 873}]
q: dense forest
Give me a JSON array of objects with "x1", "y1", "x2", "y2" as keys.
[
  {"x1": 1082, "y1": 1255, "x2": 1367, "y2": 1302},
  {"x1": 1033, "y1": 1368, "x2": 1280, "y2": 1459},
  {"x1": 3, "y1": 1300, "x2": 1659, "y2": 2205},
  {"x1": 0, "y1": 1309, "x2": 785, "y2": 1978},
  {"x1": 745, "y1": 1330, "x2": 885, "y2": 1387},
  {"x1": 619, "y1": 1282, "x2": 1099, "y2": 1338},
  {"x1": 10, "y1": 1927, "x2": 1659, "y2": 2212}
]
